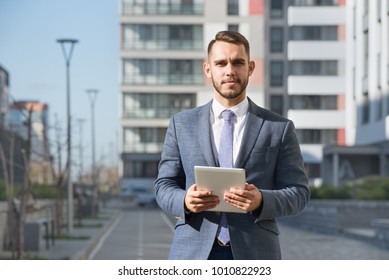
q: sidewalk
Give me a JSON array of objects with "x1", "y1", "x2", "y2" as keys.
[
  {"x1": 0, "y1": 199, "x2": 122, "y2": 260},
  {"x1": 2, "y1": 198, "x2": 389, "y2": 260}
]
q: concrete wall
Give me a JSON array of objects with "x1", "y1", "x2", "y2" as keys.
[
  {"x1": 280, "y1": 199, "x2": 389, "y2": 234},
  {"x1": 0, "y1": 200, "x2": 68, "y2": 254}
]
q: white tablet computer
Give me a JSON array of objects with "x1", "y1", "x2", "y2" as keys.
[{"x1": 194, "y1": 166, "x2": 246, "y2": 213}]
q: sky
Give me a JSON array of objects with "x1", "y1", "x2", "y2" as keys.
[{"x1": 0, "y1": 0, "x2": 120, "y2": 172}]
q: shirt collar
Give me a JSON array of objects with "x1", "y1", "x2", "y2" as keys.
[{"x1": 212, "y1": 97, "x2": 249, "y2": 120}]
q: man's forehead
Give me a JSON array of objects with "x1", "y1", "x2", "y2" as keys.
[{"x1": 209, "y1": 41, "x2": 248, "y2": 60}]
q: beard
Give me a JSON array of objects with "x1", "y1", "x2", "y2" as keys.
[{"x1": 211, "y1": 76, "x2": 249, "y2": 101}]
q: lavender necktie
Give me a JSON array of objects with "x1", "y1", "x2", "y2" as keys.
[{"x1": 217, "y1": 110, "x2": 235, "y2": 245}]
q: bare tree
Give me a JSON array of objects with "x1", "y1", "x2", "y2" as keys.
[{"x1": 0, "y1": 143, "x2": 15, "y2": 258}]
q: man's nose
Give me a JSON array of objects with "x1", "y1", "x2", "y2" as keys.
[{"x1": 225, "y1": 63, "x2": 235, "y2": 75}]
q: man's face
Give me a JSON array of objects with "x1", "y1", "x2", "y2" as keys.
[{"x1": 204, "y1": 41, "x2": 255, "y2": 107}]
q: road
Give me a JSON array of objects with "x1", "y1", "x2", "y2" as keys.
[
  {"x1": 90, "y1": 203, "x2": 389, "y2": 260},
  {"x1": 90, "y1": 206, "x2": 173, "y2": 260}
]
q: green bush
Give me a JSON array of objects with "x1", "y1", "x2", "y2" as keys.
[
  {"x1": 0, "y1": 180, "x2": 57, "y2": 201},
  {"x1": 310, "y1": 176, "x2": 389, "y2": 200},
  {"x1": 0, "y1": 180, "x2": 5, "y2": 200}
]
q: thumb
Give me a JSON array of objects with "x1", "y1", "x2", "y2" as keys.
[{"x1": 245, "y1": 183, "x2": 255, "y2": 191}]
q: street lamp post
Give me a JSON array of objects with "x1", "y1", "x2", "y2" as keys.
[
  {"x1": 86, "y1": 89, "x2": 98, "y2": 216},
  {"x1": 77, "y1": 118, "x2": 86, "y2": 183},
  {"x1": 57, "y1": 38, "x2": 78, "y2": 234}
]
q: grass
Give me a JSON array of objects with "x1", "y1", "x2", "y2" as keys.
[
  {"x1": 74, "y1": 222, "x2": 103, "y2": 228},
  {"x1": 44, "y1": 234, "x2": 90, "y2": 240}
]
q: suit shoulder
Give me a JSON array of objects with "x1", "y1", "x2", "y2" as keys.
[
  {"x1": 249, "y1": 100, "x2": 290, "y2": 123},
  {"x1": 260, "y1": 107, "x2": 289, "y2": 122},
  {"x1": 171, "y1": 103, "x2": 208, "y2": 120}
]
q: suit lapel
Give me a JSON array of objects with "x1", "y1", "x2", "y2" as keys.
[
  {"x1": 197, "y1": 101, "x2": 218, "y2": 167},
  {"x1": 235, "y1": 99, "x2": 264, "y2": 168}
]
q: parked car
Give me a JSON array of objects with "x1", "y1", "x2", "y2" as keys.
[
  {"x1": 132, "y1": 187, "x2": 157, "y2": 207},
  {"x1": 120, "y1": 187, "x2": 156, "y2": 207},
  {"x1": 119, "y1": 187, "x2": 136, "y2": 201}
]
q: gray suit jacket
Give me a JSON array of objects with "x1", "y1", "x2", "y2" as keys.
[{"x1": 154, "y1": 98, "x2": 310, "y2": 260}]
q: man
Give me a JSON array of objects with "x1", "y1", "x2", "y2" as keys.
[{"x1": 154, "y1": 31, "x2": 310, "y2": 260}]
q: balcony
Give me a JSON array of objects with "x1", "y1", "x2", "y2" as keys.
[
  {"x1": 123, "y1": 107, "x2": 190, "y2": 119},
  {"x1": 122, "y1": 3, "x2": 204, "y2": 16},
  {"x1": 288, "y1": 6, "x2": 345, "y2": 26},
  {"x1": 288, "y1": 76, "x2": 345, "y2": 94},
  {"x1": 288, "y1": 41, "x2": 345, "y2": 60},
  {"x1": 123, "y1": 74, "x2": 203, "y2": 85},
  {"x1": 288, "y1": 109, "x2": 345, "y2": 129},
  {"x1": 123, "y1": 39, "x2": 203, "y2": 51},
  {"x1": 123, "y1": 143, "x2": 164, "y2": 153}
]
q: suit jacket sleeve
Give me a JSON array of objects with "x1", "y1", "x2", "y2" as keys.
[
  {"x1": 256, "y1": 120, "x2": 310, "y2": 221},
  {"x1": 154, "y1": 115, "x2": 187, "y2": 220}
]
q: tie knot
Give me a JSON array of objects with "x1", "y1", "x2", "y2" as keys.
[{"x1": 221, "y1": 110, "x2": 235, "y2": 123}]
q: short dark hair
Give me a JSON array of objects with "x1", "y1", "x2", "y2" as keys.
[{"x1": 207, "y1": 31, "x2": 250, "y2": 58}]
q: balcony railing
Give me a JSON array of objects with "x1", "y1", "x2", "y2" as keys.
[
  {"x1": 123, "y1": 143, "x2": 164, "y2": 153},
  {"x1": 123, "y1": 107, "x2": 190, "y2": 119},
  {"x1": 290, "y1": 0, "x2": 338, "y2": 6},
  {"x1": 123, "y1": 74, "x2": 203, "y2": 85},
  {"x1": 123, "y1": 39, "x2": 203, "y2": 50},
  {"x1": 122, "y1": 3, "x2": 204, "y2": 16}
]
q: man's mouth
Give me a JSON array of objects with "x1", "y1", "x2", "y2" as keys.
[{"x1": 223, "y1": 79, "x2": 239, "y2": 84}]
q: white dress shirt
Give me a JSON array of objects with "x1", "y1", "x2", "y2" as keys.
[{"x1": 210, "y1": 97, "x2": 249, "y2": 165}]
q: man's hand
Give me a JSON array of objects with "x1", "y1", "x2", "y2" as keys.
[
  {"x1": 224, "y1": 183, "x2": 262, "y2": 212},
  {"x1": 184, "y1": 184, "x2": 220, "y2": 213}
]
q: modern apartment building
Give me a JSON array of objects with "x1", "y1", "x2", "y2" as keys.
[
  {"x1": 119, "y1": 0, "x2": 265, "y2": 190},
  {"x1": 264, "y1": 0, "x2": 347, "y2": 185},
  {"x1": 9, "y1": 100, "x2": 52, "y2": 183},
  {"x1": 323, "y1": 0, "x2": 389, "y2": 185},
  {"x1": 0, "y1": 64, "x2": 9, "y2": 128}
]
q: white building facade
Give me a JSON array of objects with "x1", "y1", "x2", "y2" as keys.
[
  {"x1": 264, "y1": 0, "x2": 347, "y2": 184},
  {"x1": 119, "y1": 0, "x2": 265, "y2": 190},
  {"x1": 322, "y1": 0, "x2": 389, "y2": 185}
]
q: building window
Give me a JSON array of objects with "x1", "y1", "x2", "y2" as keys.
[
  {"x1": 290, "y1": 95, "x2": 337, "y2": 110},
  {"x1": 387, "y1": 93, "x2": 389, "y2": 116},
  {"x1": 376, "y1": 91, "x2": 383, "y2": 120},
  {"x1": 123, "y1": 160, "x2": 159, "y2": 178},
  {"x1": 123, "y1": 59, "x2": 203, "y2": 85},
  {"x1": 291, "y1": 0, "x2": 338, "y2": 6},
  {"x1": 377, "y1": 53, "x2": 382, "y2": 89},
  {"x1": 123, "y1": 24, "x2": 203, "y2": 50},
  {"x1": 363, "y1": 30, "x2": 369, "y2": 83},
  {"x1": 289, "y1": 61, "x2": 338, "y2": 76},
  {"x1": 270, "y1": 61, "x2": 283, "y2": 86},
  {"x1": 270, "y1": 27, "x2": 283, "y2": 53},
  {"x1": 122, "y1": 0, "x2": 204, "y2": 15},
  {"x1": 123, "y1": 92, "x2": 196, "y2": 118},
  {"x1": 227, "y1": 0, "x2": 239, "y2": 15},
  {"x1": 290, "y1": 26, "x2": 337, "y2": 41},
  {"x1": 270, "y1": 95, "x2": 284, "y2": 116},
  {"x1": 270, "y1": 0, "x2": 283, "y2": 18},
  {"x1": 123, "y1": 127, "x2": 167, "y2": 153},
  {"x1": 228, "y1": 24, "x2": 239, "y2": 32},
  {"x1": 296, "y1": 129, "x2": 337, "y2": 144},
  {"x1": 362, "y1": 91, "x2": 370, "y2": 124}
]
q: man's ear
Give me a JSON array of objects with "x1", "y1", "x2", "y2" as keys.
[
  {"x1": 248, "y1": 60, "x2": 255, "y2": 76},
  {"x1": 203, "y1": 62, "x2": 212, "y2": 78}
]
